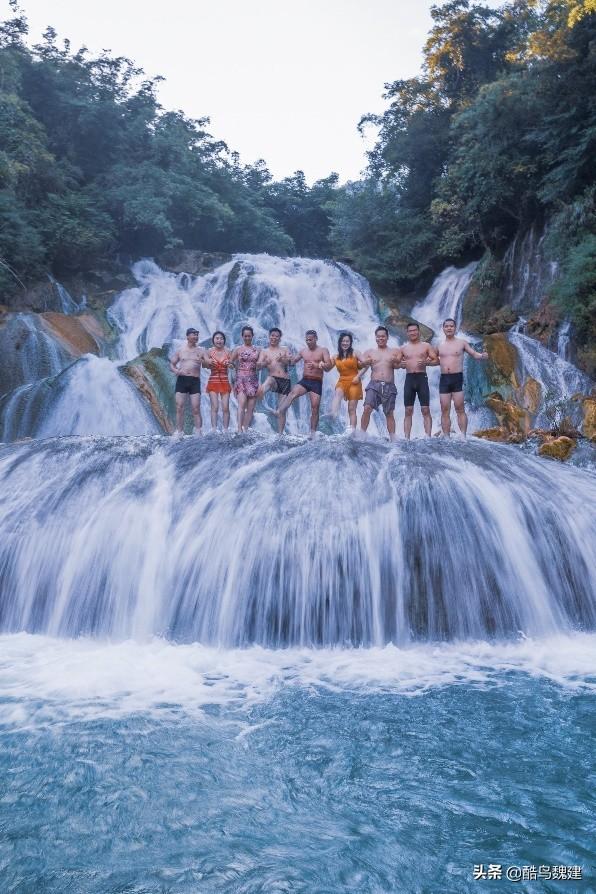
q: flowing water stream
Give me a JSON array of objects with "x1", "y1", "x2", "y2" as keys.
[{"x1": 1, "y1": 254, "x2": 594, "y2": 892}]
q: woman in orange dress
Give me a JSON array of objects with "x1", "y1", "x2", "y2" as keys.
[
  {"x1": 206, "y1": 331, "x2": 232, "y2": 431},
  {"x1": 329, "y1": 332, "x2": 368, "y2": 431}
]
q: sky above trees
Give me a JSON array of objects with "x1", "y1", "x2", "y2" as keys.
[{"x1": 20, "y1": 0, "x2": 502, "y2": 183}]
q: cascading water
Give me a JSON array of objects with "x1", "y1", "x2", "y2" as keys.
[
  {"x1": 2, "y1": 256, "x2": 595, "y2": 893},
  {"x1": 107, "y1": 255, "x2": 387, "y2": 435},
  {"x1": 557, "y1": 319, "x2": 572, "y2": 361},
  {"x1": 0, "y1": 313, "x2": 69, "y2": 395},
  {"x1": 502, "y1": 224, "x2": 558, "y2": 311},
  {"x1": 408, "y1": 263, "x2": 494, "y2": 432},
  {"x1": 0, "y1": 435, "x2": 594, "y2": 645},
  {"x1": 508, "y1": 331, "x2": 591, "y2": 428},
  {"x1": 411, "y1": 263, "x2": 477, "y2": 332},
  {"x1": 0, "y1": 355, "x2": 159, "y2": 441}
]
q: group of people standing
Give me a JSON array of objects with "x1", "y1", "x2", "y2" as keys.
[{"x1": 169, "y1": 319, "x2": 488, "y2": 439}]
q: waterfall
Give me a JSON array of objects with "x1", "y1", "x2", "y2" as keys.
[
  {"x1": 502, "y1": 225, "x2": 558, "y2": 311},
  {"x1": 0, "y1": 435, "x2": 593, "y2": 645},
  {"x1": 107, "y1": 255, "x2": 388, "y2": 436},
  {"x1": 48, "y1": 275, "x2": 86, "y2": 315},
  {"x1": 0, "y1": 356, "x2": 159, "y2": 441},
  {"x1": 508, "y1": 331, "x2": 591, "y2": 428},
  {"x1": 0, "y1": 313, "x2": 69, "y2": 396},
  {"x1": 557, "y1": 320, "x2": 572, "y2": 361},
  {"x1": 408, "y1": 263, "x2": 493, "y2": 432},
  {"x1": 411, "y1": 263, "x2": 477, "y2": 332}
]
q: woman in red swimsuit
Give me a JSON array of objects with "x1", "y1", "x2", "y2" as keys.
[{"x1": 206, "y1": 331, "x2": 232, "y2": 431}]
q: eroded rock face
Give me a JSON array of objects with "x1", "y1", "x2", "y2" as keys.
[
  {"x1": 122, "y1": 348, "x2": 175, "y2": 433},
  {"x1": 157, "y1": 249, "x2": 231, "y2": 277},
  {"x1": 581, "y1": 396, "x2": 596, "y2": 440},
  {"x1": 40, "y1": 313, "x2": 103, "y2": 357},
  {"x1": 521, "y1": 377, "x2": 542, "y2": 415},
  {"x1": 485, "y1": 392, "x2": 530, "y2": 437},
  {"x1": 485, "y1": 334, "x2": 519, "y2": 390},
  {"x1": 538, "y1": 436, "x2": 577, "y2": 461}
]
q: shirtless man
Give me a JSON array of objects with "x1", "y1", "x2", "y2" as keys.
[
  {"x1": 169, "y1": 327, "x2": 211, "y2": 437},
  {"x1": 276, "y1": 330, "x2": 331, "y2": 436},
  {"x1": 360, "y1": 326, "x2": 402, "y2": 441},
  {"x1": 438, "y1": 317, "x2": 488, "y2": 437},
  {"x1": 401, "y1": 322, "x2": 438, "y2": 439},
  {"x1": 256, "y1": 327, "x2": 293, "y2": 434}
]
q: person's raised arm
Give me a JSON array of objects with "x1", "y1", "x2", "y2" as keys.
[
  {"x1": 169, "y1": 350, "x2": 180, "y2": 375},
  {"x1": 463, "y1": 340, "x2": 488, "y2": 361}
]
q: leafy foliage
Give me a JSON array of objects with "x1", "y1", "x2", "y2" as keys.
[
  {"x1": 331, "y1": 0, "x2": 596, "y2": 333},
  {"x1": 0, "y1": 5, "x2": 337, "y2": 292}
]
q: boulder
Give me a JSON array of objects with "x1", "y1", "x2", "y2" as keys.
[
  {"x1": 581, "y1": 396, "x2": 596, "y2": 440},
  {"x1": 484, "y1": 334, "x2": 519, "y2": 390},
  {"x1": 157, "y1": 249, "x2": 231, "y2": 277},
  {"x1": 538, "y1": 436, "x2": 577, "y2": 462},
  {"x1": 520, "y1": 377, "x2": 542, "y2": 415},
  {"x1": 122, "y1": 348, "x2": 175, "y2": 433},
  {"x1": 473, "y1": 427, "x2": 509, "y2": 442},
  {"x1": 485, "y1": 391, "x2": 530, "y2": 437}
]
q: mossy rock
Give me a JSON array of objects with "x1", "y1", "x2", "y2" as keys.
[
  {"x1": 485, "y1": 391, "x2": 529, "y2": 436},
  {"x1": 538, "y1": 436, "x2": 576, "y2": 461},
  {"x1": 473, "y1": 427, "x2": 508, "y2": 442},
  {"x1": 521, "y1": 377, "x2": 542, "y2": 415},
  {"x1": 484, "y1": 334, "x2": 519, "y2": 390},
  {"x1": 580, "y1": 396, "x2": 596, "y2": 439},
  {"x1": 122, "y1": 347, "x2": 176, "y2": 433}
]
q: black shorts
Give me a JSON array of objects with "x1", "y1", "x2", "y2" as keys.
[
  {"x1": 439, "y1": 372, "x2": 464, "y2": 395},
  {"x1": 270, "y1": 376, "x2": 292, "y2": 396},
  {"x1": 298, "y1": 378, "x2": 323, "y2": 396},
  {"x1": 175, "y1": 375, "x2": 201, "y2": 395},
  {"x1": 404, "y1": 373, "x2": 430, "y2": 407}
]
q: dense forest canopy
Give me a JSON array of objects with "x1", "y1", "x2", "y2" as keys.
[{"x1": 0, "y1": 0, "x2": 595, "y2": 353}]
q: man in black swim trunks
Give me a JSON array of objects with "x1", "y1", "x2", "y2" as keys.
[
  {"x1": 256, "y1": 327, "x2": 294, "y2": 434},
  {"x1": 437, "y1": 318, "x2": 488, "y2": 437},
  {"x1": 169, "y1": 327, "x2": 211, "y2": 438},
  {"x1": 276, "y1": 330, "x2": 330, "y2": 436},
  {"x1": 401, "y1": 322, "x2": 437, "y2": 438}
]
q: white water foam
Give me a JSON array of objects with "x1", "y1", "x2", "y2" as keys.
[{"x1": 1, "y1": 633, "x2": 594, "y2": 731}]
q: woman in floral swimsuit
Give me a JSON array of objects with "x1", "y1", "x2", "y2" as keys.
[
  {"x1": 206, "y1": 330, "x2": 232, "y2": 431},
  {"x1": 230, "y1": 325, "x2": 261, "y2": 432}
]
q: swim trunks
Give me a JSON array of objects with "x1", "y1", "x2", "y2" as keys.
[
  {"x1": 269, "y1": 376, "x2": 292, "y2": 396},
  {"x1": 439, "y1": 372, "x2": 464, "y2": 394},
  {"x1": 404, "y1": 372, "x2": 430, "y2": 407},
  {"x1": 175, "y1": 375, "x2": 201, "y2": 395},
  {"x1": 335, "y1": 356, "x2": 363, "y2": 401},
  {"x1": 298, "y1": 377, "x2": 323, "y2": 396},
  {"x1": 364, "y1": 380, "x2": 397, "y2": 414}
]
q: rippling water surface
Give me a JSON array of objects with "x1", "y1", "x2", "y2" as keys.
[{"x1": 1, "y1": 634, "x2": 595, "y2": 894}]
